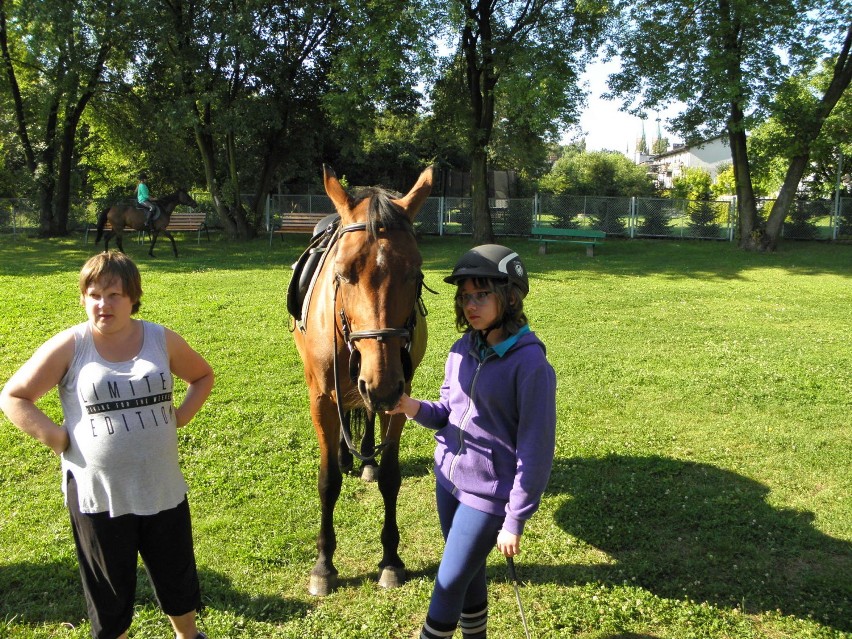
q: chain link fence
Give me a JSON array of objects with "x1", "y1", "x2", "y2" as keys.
[{"x1": 3, "y1": 194, "x2": 850, "y2": 243}]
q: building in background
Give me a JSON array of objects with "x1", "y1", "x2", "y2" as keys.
[{"x1": 641, "y1": 136, "x2": 731, "y2": 189}]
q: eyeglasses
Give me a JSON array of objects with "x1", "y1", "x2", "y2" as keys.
[{"x1": 455, "y1": 291, "x2": 493, "y2": 306}]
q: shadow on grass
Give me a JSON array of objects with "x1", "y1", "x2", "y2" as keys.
[
  {"x1": 546, "y1": 455, "x2": 851, "y2": 633},
  {"x1": 0, "y1": 561, "x2": 310, "y2": 627}
]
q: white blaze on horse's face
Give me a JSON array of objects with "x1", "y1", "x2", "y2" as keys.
[{"x1": 374, "y1": 243, "x2": 389, "y2": 271}]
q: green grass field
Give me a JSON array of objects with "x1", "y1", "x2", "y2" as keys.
[{"x1": 0, "y1": 233, "x2": 849, "y2": 639}]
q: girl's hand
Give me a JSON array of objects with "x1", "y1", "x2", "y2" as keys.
[
  {"x1": 497, "y1": 529, "x2": 521, "y2": 557},
  {"x1": 385, "y1": 393, "x2": 421, "y2": 419}
]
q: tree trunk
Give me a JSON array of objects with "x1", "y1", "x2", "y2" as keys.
[
  {"x1": 250, "y1": 146, "x2": 283, "y2": 234},
  {"x1": 762, "y1": 155, "x2": 809, "y2": 250},
  {"x1": 727, "y1": 112, "x2": 760, "y2": 250},
  {"x1": 35, "y1": 96, "x2": 60, "y2": 236},
  {"x1": 194, "y1": 105, "x2": 236, "y2": 238},
  {"x1": 54, "y1": 123, "x2": 75, "y2": 236},
  {"x1": 226, "y1": 130, "x2": 254, "y2": 239},
  {"x1": 463, "y1": 3, "x2": 496, "y2": 245},
  {"x1": 470, "y1": 148, "x2": 493, "y2": 244}
]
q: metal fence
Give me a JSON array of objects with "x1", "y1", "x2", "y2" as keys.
[
  {"x1": 266, "y1": 193, "x2": 851, "y2": 242},
  {"x1": 3, "y1": 194, "x2": 851, "y2": 242}
]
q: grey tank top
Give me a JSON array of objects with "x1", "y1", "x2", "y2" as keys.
[{"x1": 59, "y1": 320, "x2": 188, "y2": 516}]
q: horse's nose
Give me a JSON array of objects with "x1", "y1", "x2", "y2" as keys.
[{"x1": 358, "y1": 378, "x2": 405, "y2": 412}]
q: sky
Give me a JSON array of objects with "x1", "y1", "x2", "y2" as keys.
[{"x1": 568, "y1": 58, "x2": 683, "y2": 155}]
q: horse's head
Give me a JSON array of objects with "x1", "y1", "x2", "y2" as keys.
[
  {"x1": 177, "y1": 189, "x2": 199, "y2": 208},
  {"x1": 325, "y1": 165, "x2": 433, "y2": 412}
]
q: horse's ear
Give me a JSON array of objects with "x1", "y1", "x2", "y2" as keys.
[
  {"x1": 323, "y1": 164, "x2": 353, "y2": 217},
  {"x1": 392, "y1": 166, "x2": 434, "y2": 221}
]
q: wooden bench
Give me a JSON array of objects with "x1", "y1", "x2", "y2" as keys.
[
  {"x1": 529, "y1": 226, "x2": 606, "y2": 256},
  {"x1": 269, "y1": 212, "x2": 333, "y2": 245},
  {"x1": 159, "y1": 211, "x2": 209, "y2": 243}
]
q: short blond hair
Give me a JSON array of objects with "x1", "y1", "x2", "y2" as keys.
[{"x1": 79, "y1": 251, "x2": 143, "y2": 314}]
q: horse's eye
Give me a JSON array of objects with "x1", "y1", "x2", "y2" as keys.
[{"x1": 335, "y1": 272, "x2": 351, "y2": 285}]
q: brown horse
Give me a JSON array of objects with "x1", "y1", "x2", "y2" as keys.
[
  {"x1": 95, "y1": 189, "x2": 198, "y2": 257},
  {"x1": 292, "y1": 165, "x2": 433, "y2": 596}
]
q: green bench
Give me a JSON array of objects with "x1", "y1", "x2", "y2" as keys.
[{"x1": 529, "y1": 226, "x2": 606, "y2": 257}]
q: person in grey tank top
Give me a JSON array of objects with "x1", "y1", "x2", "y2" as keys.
[{"x1": 0, "y1": 251, "x2": 214, "y2": 639}]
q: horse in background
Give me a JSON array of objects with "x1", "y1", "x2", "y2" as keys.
[{"x1": 95, "y1": 189, "x2": 198, "y2": 257}]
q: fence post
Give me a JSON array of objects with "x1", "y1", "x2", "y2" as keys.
[
  {"x1": 628, "y1": 195, "x2": 636, "y2": 240},
  {"x1": 729, "y1": 197, "x2": 736, "y2": 242},
  {"x1": 833, "y1": 152, "x2": 844, "y2": 240},
  {"x1": 533, "y1": 192, "x2": 539, "y2": 226},
  {"x1": 439, "y1": 196, "x2": 445, "y2": 236},
  {"x1": 265, "y1": 194, "x2": 270, "y2": 232}
]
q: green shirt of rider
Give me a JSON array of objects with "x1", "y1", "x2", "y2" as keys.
[{"x1": 137, "y1": 180, "x2": 150, "y2": 204}]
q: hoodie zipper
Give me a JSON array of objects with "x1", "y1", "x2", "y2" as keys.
[{"x1": 447, "y1": 349, "x2": 495, "y2": 492}]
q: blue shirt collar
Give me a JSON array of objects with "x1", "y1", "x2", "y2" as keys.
[{"x1": 476, "y1": 324, "x2": 530, "y2": 359}]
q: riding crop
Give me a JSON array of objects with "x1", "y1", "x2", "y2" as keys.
[{"x1": 506, "y1": 556, "x2": 532, "y2": 639}]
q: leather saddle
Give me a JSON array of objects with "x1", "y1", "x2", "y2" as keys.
[{"x1": 286, "y1": 213, "x2": 341, "y2": 324}]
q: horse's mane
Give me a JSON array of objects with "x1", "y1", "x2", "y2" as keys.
[
  {"x1": 351, "y1": 187, "x2": 413, "y2": 239},
  {"x1": 156, "y1": 189, "x2": 183, "y2": 205}
]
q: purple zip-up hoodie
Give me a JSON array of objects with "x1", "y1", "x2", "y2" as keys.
[{"x1": 413, "y1": 329, "x2": 557, "y2": 535}]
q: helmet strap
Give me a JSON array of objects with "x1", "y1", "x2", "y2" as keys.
[{"x1": 478, "y1": 319, "x2": 505, "y2": 345}]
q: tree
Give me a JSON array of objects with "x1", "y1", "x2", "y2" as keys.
[
  {"x1": 606, "y1": 0, "x2": 851, "y2": 251},
  {"x1": 750, "y1": 58, "x2": 852, "y2": 200},
  {"x1": 540, "y1": 148, "x2": 655, "y2": 197},
  {"x1": 761, "y1": 26, "x2": 852, "y2": 247},
  {"x1": 711, "y1": 163, "x2": 737, "y2": 198},
  {"x1": 440, "y1": 0, "x2": 613, "y2": 244},
  {"x1": 144, "y1": 0, "x2": 433, "y2": 240},
  {"x1": 0, "y1": 0, "x2": 136, "y2": 235},
  {"x1": 141, "y1": 0, "x2": 337, "y2": 239},
  {"x1": 673, "y1": 167, "x2": 723, "y2": 237}
]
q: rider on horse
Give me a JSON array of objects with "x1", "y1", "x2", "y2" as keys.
[{"x1": 136, "y1": 172, "x2": 157, "y2": 230}]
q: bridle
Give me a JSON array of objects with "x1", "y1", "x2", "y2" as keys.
[{"x1": 330, "y1": 221, "x2": 430, "y2": 461}]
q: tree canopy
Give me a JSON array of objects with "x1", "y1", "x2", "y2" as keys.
[
  {"x1": 605, "y1": 0, "x2": 851, "y2": 250},
  {"x1": 539, "y1": 147, "x2": 656, "y2": 197},
  {"x1": 1, "y1": 0, "x2": 849, "y2": 244}
]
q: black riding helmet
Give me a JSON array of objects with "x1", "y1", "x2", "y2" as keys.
[
  {"x1": 137, "y1": 171, "x2": 148, "y2": 181},
  {"x1": 444, "y1": 244, "x2": 529, "y2": 295}
]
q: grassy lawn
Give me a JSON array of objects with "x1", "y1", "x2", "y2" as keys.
[{"x1": 0, "y1": 232, "x2": 849, "y2": 639}]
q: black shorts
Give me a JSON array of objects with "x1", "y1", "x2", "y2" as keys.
[{"x1": 66, "y1": 473, "x2": 201, "y2": 639}]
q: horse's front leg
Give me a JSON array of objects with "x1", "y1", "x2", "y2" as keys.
[
  {"x1": 310, "y1": 397, "x2": 343, "y2": 596},
  {"x1": 164, "y1": 230, "x2": 179, "y2": 257},
  {"x1": 376, "y1": 412, "x2": 405, "y2": 589}
]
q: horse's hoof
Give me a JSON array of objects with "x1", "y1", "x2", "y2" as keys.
[
  {"x1": 360, "y1": 464, "x2": 379, "y2": 482},
  {"x1": 309, "y1": 573, "x2": 337, "y2": 597},
  {"x1": 378, "y1": 565, "x2": 406, "y2": 589}
]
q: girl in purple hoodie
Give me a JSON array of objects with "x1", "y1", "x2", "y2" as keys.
[{"x1": 388, "y1": 244, "x2": 557, "y2": 639}]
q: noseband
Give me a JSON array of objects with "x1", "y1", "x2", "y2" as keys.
[{"x1": 331, "y1": 221, "x2": 427, "y2": 461}]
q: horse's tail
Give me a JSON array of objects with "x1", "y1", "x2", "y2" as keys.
[{"x1": 94, "y1": 206, "x2": 110, "y2": 244}]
